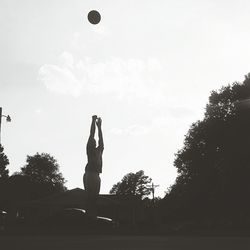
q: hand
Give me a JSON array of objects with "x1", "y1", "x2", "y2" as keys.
[
  {"x1": 92, "y1": 115, "x2": 98, "y2": 120},
  {"x1": 96, "y1": 117, "x2": 102, "y2": 127}
]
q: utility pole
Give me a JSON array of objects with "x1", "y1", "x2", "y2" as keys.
[
  {"x1": 147, "y1": 182, "x2": 159, "y2": 203},
  {"x1": 0, "y1": 107, "x2": 11, "y2": 144},
  {"x1": 0, "y1": 107, "x2": 2, "y2": 144},
  {"x1": 151, "y1": 183, "x2": 159, "y2": 202},
  {"x1": 147, "y1": 182, "x2": 160, "y2": 225}
]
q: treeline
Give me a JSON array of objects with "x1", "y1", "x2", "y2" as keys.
[
  {"x1": 0, "y1": 150, "x2": 66, "y2": 211},
  {"x1": 161, "y1": 73, "x2": 250, "y2": 228},
  {"x1": 110, "y1": 74, "x2": 250, "y2": 229}
]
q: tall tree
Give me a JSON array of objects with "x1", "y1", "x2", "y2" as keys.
[
  {"x1": 166, "y1": 74, "x2": 250, "y2": 222},
  {"x1": 110, "y1": 170, "x2": 152, "y2": 199},
  {"x1": 21, "y1": 152, "x2": 66, "y2": 192},
  {"x1": 0, "y1": 144, "x2": 9, "y2": 179}
]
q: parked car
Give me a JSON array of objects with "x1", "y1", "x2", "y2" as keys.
[
  {"x1": 0, "y1": 210, "x2": 7, "y2": 231},
  {"x1": 41, "y1": 208, "x2": 114, "y2": 230}
]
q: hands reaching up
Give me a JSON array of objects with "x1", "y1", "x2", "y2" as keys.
[
  {"x1": 91, "y1": 115, "x2": 102, "y2": 126},
  {"x1": 96, "y1": 117, "x2": 102, "y2": 128},
  {"x1": 92, "y1": 115, "x2": 98, "y2": 121}
]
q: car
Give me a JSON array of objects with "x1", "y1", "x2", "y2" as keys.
[
  {"x1": 0, "y1": 210, "x2": 7, "y2": 231},
  {"x1": 41, "y1": 208, "x2": 114, "y2": 230}
]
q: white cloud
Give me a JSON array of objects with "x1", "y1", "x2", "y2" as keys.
[
  {"x1": 109, "y1": 109, "x2": 197, "y2": 138},
  {"x1": 38, "y1": 63, "x2": 83, "y2": 97},
  {"x1": 38, "y1": 51, "x2": 166, "y2": 105},
  {"x1": 60, "y1": 51, "x2": 74, "y2": 68}
]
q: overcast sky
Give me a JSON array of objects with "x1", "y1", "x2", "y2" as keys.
[{"x1": 1, "y1": 0, "x2": 250, "y2": 197}]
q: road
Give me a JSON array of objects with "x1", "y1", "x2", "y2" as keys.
[{"x1": 1, "y1": 236, "x2": 250, "y2": 250}]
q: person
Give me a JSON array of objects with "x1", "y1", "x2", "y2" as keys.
[{"x1": 83, "y1": 115, "x2": 104, "y2": 217}]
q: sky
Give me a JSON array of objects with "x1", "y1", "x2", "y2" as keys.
[{"x1": 1, "y1": 0, "x2": 250, "y2": 197}]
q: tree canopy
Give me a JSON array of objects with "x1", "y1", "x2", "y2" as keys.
[
  {"x1": 165, "y1": 74, "x2": 250, "y2": 222},
  {"x1": 21, "y1": 152, "x2": 66, "y2": 192},
  {"x1": 110, "y1": 170, "x2": 152, "y2": 199},
  {"x1": 0, "y1": 144, "x2": 9, "y2": 180}
]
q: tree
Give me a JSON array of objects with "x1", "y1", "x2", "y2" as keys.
[
  {"x1": 21, "y1": 153, "x2": 66, "y2": 192},
  {"x1": 0, "y1": 145, "x2": 9, "y2": 210},
  {"x1": 165, "y1": 74, "x2": 250, "y2": 223},
  {"x1": 0, "y1": 144, "x2": 9, "y2": 179},
  {"x1": 110, "y1": 170, "x2": 152, "y2": 199}
]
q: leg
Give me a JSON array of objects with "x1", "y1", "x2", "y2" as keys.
[{"x1": 83, "y1": 172, "x2": 100, "y2": 218}]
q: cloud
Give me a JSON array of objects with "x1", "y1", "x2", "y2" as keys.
[
  {"x1": 109, "y1": 109, "x2": 196, "y2": 138},
  {"x1": 38, "y1": 62, "x2": 83, "y2": 97},
  {"x1": 38, "y1": 51, "x2": 166, "y2": 105}
]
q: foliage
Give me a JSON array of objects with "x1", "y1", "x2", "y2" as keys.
[
  {"x1": 110, "y1": 170, "x2": 152, "y2": 199},
  {"x1": 21, "y1": 152, "x2": 66, "y2": 192},
  {"x1": 0, "y1": 144, "x2": 9, "y2": 179},
  {"x1": 165, "y1": 74, "x2": 250, "y2": 223}
]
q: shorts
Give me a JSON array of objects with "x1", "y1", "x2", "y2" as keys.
[{"x1": 83, "y1": 171, "x2": 101, "y2": 196}]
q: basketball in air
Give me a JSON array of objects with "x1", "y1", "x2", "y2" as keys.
[{"x1": 87, "y1": 10, "x2": 101, "y2": 25}]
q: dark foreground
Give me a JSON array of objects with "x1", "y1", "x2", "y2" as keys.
[{"x1": 1, "y1": 235, "x2": 250, "y2": 250}]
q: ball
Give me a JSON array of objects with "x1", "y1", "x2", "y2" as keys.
[{"x1": 88, "y1": 10, "x2": 101, "y2": 25}]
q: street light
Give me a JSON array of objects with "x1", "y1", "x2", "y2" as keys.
[{"x1": 0, "y1": 107, "x2": 11, "y2": 144}]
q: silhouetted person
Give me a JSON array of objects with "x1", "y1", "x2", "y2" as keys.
[{"x1": 83, "y1": 115, "x2": 104, "y2": 218}]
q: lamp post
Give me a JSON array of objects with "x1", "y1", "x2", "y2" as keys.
[{"x1": 0, "y1": 107, "x2": 11, "y2": 144}]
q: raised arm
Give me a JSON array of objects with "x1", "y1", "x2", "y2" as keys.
[
  {"x1": 96, "y1": 118, "x2": 104, "y2": 150},
  {"x1": 87, "y1": 115, "x2": 97, "y2": 150},
  {"x1": 89, "y1": 115, "x2": 97, "y2": 139}
]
